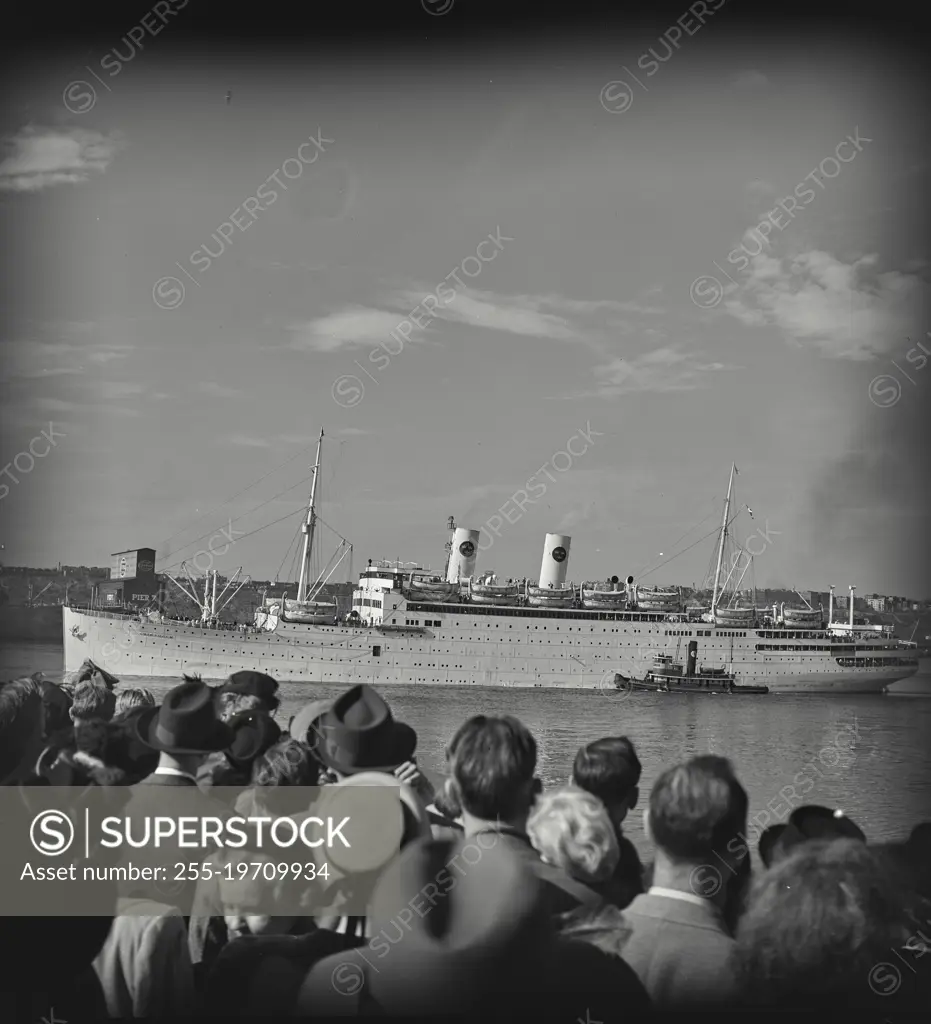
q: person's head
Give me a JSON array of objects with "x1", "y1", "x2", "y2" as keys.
[
  {"x1": 312, "y1": 685, "x2": 416, "y2": 778},
  {"x1": 219, "y1": 852, "x2": 311, "y2": 939},
  {"x1": 135, "y1": 675, "x2": 234, "y2": 774},
  {"x1": 248, "y1": 737, "x2": 320, "y2": 813},
  {"x1": 114, "y1": 687, "x2": 155, "y2": 715},
  {"x1": 446, "y1": 715, "x2": 541, "y2": 829},
  {"x1": 734, "y1": 839, "x2": 917, "y2": 1010},
  {"x1": 37, "y1": 678, "x2": 73, "y2": 742},
  {"x1": 0, "y1": 678, "x2": 46, "y2": 784},
  {"x1": 645, "y1": 754, "x2": 748, "y2": 896},
  {"x1": 759, "y1": 805, "x2": 866, "y2": 869},
  {"x1": 217, "y1": 671, "x2": 280, "y2": 717},
  {"x1": 216, "y1": 690, "x2": 265, "y2": 724},
  {"x1": 69, "y1": 680, "x2": 116, "y2": 724},
  {"x1": 571, "y1": 736, "x2": 641, "y2": 827},
  {"x1": 528, "y1": 786, "x2": 620, "y2": 885},
  {"x1": 105, "y1": 707, "x2": 160, "y2": 783}
]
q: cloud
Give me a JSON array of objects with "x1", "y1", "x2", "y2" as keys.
[
  {"x1": 35, "y1": 397, "x2": 82, "y2": 414},
  {"x1": 721, "y1": 251, "x2": 928, "y2": 360},
  {"x1": 290, "y1": 308, "x2": 404, "y2": 353},
  {"x1": 86, "y1": 348, "x2": 133, "y2": 364},
  {"x1": 732, "y1": 71, "x2": 769, "y2": 89},
  {"x1": 290, "y1": 289, "x2": 663, "y2": 354},
  {"x1": 0, "y1": 336, "x2": 134, "y2": 385},
  {"x1": 199, "y1": 381, "x2": 242, "y2": 398},
  {"x1": 587, "y1": 346, "x2": 741, "y2": 396},
  {"x1": 0, "y1": 126, "x2": 125, "y2": 192},
  {"x1": 95, "y1": 381, "x2": 145, "y2": 400}
]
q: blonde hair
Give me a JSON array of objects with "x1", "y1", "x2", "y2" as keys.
[{"x1": 527, "y1": 786, "x2": 619, "y2": 884}]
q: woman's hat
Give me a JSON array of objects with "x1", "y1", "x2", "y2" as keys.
[
  {"x1": 135, "y1": 679, "x2": 233, "y2": 755},
  {"x1": 312, "y1": 685, "x2": 416, "y2": 775},
  {"x1": 218, "y1": 671, "x2": 280, "y2": 712},
  {"x1": 760, "y1": 805, "x2": 865, "y2": 867}
]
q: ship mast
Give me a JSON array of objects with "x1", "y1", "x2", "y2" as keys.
[
  {"x1": 296, "y1": 429, "x2": 324, "y2": 605},
  {"x1": 710, "y1": 464, "x2": 736, "y2": 615}
]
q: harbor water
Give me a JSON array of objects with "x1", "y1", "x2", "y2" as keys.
[{"x1": 3, "y1": 643, "x2": 930, "y2": 859}]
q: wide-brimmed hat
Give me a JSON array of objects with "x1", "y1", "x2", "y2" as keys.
[
  {"x1": 225, "y1": 709, "x2": 281, "y2": 767},
  {"x1": 312, "y1": 685, "x2": 416, "y2": 775},
  {"x1": 309, "y1": 771, "x2": 433, "y2": 876},
  {"x1": 760, "y1": 805, "x2": 865, "y2": 867},
  {"x1": 288, "y1": 698, "x2": 333, "y2": 746},
  {"x1": 135, "y1": 679, "x2": 233, "y2": 755}
]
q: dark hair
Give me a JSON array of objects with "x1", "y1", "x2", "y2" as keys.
[
  {"x1": 71, "y1": 680, "x2": 116, "y2": 722},
  {"x1": 572, "y1": 736, "x2": 641, "y2": 808},
  {"x1": 0, "y1": 678, "x2": 44, "y2": 782},
  {"x1": 734, "y1": 839, "x2": 917, "y2": 1009},
  {"x1": 648, "y1": 754, "x2": 748, "y2": 861},
  {"x1": 447, "y1": 715, "x2": 537, "y2": 820}
]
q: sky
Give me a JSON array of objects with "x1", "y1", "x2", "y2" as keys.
[{"x1": 1, "y1": 19, "x2": 930, "y2": 596}]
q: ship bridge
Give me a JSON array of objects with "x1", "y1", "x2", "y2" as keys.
[{"x1": 353, "y1": 559, "x2": 435, "y2": 625}]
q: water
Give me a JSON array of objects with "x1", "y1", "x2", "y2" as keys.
[{"x1": 4, "y1": 643, "x2": 931, "y2": 858}]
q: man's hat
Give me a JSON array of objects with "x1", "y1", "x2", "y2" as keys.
[
  {"x1": 312, "y1": 685, "x2": 416, "y2": 775},
  {"x1": 288, "y1": 699, "x2": 333, "y2": 746},
  {"x1": 760, "y1": 805, "x2": 865, "y2": 867},
  {"x1": 135, "y1": 679, "x2": 233, "y2": 755},
  {"x1": 225, "y1": 709, "x2": 281, "y2": 767}
]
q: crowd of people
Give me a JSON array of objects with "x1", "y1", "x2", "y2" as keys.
[{"x1": 0, "y1": 661, "x2": 929, "y2": 1019}]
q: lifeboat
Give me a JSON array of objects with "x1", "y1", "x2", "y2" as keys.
[
  {"x1": 408, "y1": 577, "x2": 460, "y2": 602},
  {"x1": 782, "y1": 605, "x2": 823, "y2": 629},
  {"x1": 527, "y1": 584, "x2": 576, "y2": 608},
  {"x1": 635, "y1": 587, "x2": 680, "y2": 612},
  {"x1": 581, "y1": 583, "x2": 628, "y2": 610},
  {"x1": 714, "y1": 606, "x2": 757, "y2": 627},
  {"x1": 281, "y1": 598, "x2": 338, "y2": 624},
  {"x1": 470, "y1": 576, "x2": 519, "y2": 605}
]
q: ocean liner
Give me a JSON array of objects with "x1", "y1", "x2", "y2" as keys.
[{"x1": 63, "y1": 438, "x2": 919, "y2": 694}]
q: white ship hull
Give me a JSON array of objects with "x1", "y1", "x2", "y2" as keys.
[{"x1": 64, "y1": 601, "x2": 919, "y2": 694}]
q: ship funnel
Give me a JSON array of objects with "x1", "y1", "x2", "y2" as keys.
[
  {"x1": 539, "y1": 534, "x2": 571, "y2": 588},
  {"x1": 687, "y1": 640, "x2": 698, "y2": 677},
  {"x1": 447, "y1": 527, "x2": 480, "y2": 582}
]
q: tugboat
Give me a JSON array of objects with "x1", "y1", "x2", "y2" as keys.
[{"x1": 618, "y1": 640, "x2": 768, "y2": 694}]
